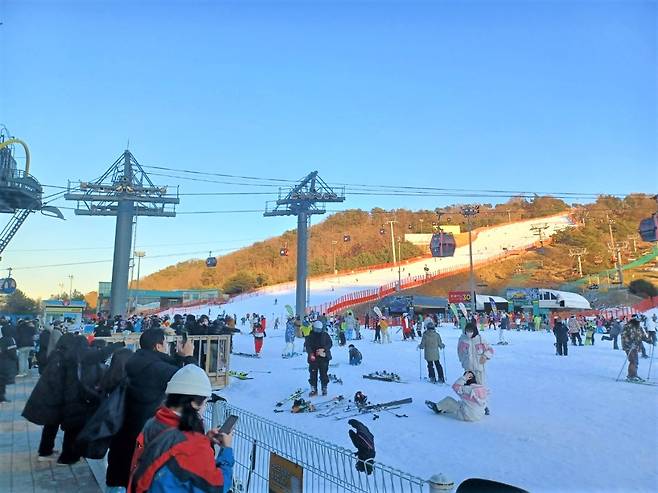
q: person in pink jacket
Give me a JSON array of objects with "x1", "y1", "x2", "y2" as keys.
[
  {"x1": 425, "y1": 371, "x2": 488, "y2": 421},
  {"x1": 458, "y1": 322, "x2": 493, "y2": 415}
]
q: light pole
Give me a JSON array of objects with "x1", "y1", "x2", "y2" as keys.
[
  {"x1": 419, "y1": 218, "x2": 424, "y2": 234},
  {"x1": 461, "y1": 205, "x2": 480, "y2": 314},
  {"x1": 331, "y1": 240, "x2": 338, "y2": 274},
  {"x1": 68, "y1": 275, "x2": 73, "y2": 299},
  {"x1": 134, "y1": 251, "x2": 145, "y2": 312}
]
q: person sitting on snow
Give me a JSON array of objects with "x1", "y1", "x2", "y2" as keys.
[
  {"x1": 348, "y1": 344, "x2": 362, "y2": 365},
  {"x1": 425, "y1": 370, "x2": 488, "y2": 421}
]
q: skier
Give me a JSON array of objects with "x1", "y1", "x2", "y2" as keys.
[
  {"x1": 568, "y1": 316, "x2": 583, "y2": 346},
  {"x1": 418, "y1": 320, "x2": 445, "y2": 383},
  {"x1": 647, "y1": 314, "x2": 657, "y2": 346},
  {"x1": 282, "y1": 316, "x2": 296, "y2": 358},
  {"x1": 457, "y1": 323, "x2": 493, "y2": 414},
  {"x1": 553, "y1": 316, "x2": 569, "y2": 356},
  {"x1": 401, "y1": 313, "x2": 413, "y2": 340},
  {"x1": 348, "y1": 344, "x2": 362, "y2": 365},
  {"x1": 251, "y1": 321, "x2": 266, "y2": 356},
  {"x1": 306, "y1": 321, "x2": 332, "y2": 396},
  {"x1": 425, "y1": 370, "x2": 488, "y2": 422},
  {"x1": 621, "y1": 318, "x2": 652, "y2": 382}
]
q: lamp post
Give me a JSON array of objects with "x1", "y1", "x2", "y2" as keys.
[
  {"x1": 461, "y1": 205, "x2": 480, "y2": 314},
  {"x1": 419, "y1": 218, "x2": 424, "y2": 234},
  {"x1": 133, "y1": 251, "x2": 145, "y2": 312},
  {"x1": 68, "y1": 275, "x2": 74, "y2": 300},
  {"x1": 332, "y1": 240, "x2": 338, "y2": 275}
]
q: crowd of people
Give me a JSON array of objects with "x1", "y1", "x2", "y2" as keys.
[{"x1": 0, "y1": 315, "x2": 236, "y2": 493}]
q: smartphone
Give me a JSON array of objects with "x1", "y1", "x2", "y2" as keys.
[
  {"x1": 182, "y1": 331, "x2": 188, "y2": 345},
  {"x1": 218, "y1": 414, "x2": 239, "y2": 435}
]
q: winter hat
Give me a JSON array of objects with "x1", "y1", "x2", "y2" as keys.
[
  {"x1": 165, "y1": 365, "x2": 212, "y2": 397},
  {"x1": 312, "y1": 320, "x2": 324, "y2": 332}
]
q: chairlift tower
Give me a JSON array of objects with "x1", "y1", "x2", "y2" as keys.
[
  {"x1": 264, "y1": 171, "x2": 345, "y2": 317},
  {"x1": 65, "y1": 150, "x2": 179, "y2": 317}
]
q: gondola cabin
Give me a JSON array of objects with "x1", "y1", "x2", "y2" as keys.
[
  {"x1": 639, "y1": 214, "x2": 657, "y2": 242},
  {"x1": 205, "y1": 255, "x2": 217, "y2": 268},
  {"x1": 429, "y1": 231, "x2": 456, "y2": 257}
]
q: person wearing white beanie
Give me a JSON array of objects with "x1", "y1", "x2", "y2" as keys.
[
  {"x1": 306, "y1": 320, "x2": 333, "y2": 397},
  {"x1": 130, "y1": 365, "x2": 234, "y2": 493}
]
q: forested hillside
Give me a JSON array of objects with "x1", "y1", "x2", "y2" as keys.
[{"x1": 138, "y1": 196, "x2": 570, "y2": 293}]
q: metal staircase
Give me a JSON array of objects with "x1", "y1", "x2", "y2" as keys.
[{"x1": 0, "y1": 209, "x2": 31, "y2": 255}]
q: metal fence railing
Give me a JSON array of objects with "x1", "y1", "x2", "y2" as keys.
[{"x1": 205, "y1": 401, "x2": 428, "y2": 493}]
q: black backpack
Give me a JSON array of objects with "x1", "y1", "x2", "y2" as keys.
[{"x1": 76, "y1": 379, "x2": 128, "y2": 459}]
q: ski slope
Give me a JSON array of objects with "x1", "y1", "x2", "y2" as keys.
[
  {"x1": 220, "y1": 315, "x2": 658, "y2": 493},
  {"x1": 173, "y1": 213, "x2": 571, "y2": 320}
]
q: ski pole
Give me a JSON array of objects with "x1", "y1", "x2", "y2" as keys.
[
  {"x1": 615, "y1": 344, "x2": 632, "y2": 381},
  {"x1": 647, "y1": 341, "x2": 655, "y2": 381},
  {"x1": 442, "y1": 348, "x2": 448, "y2": 383}
]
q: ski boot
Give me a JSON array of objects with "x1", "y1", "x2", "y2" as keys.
[
  {"x1": 429, "y1": 377, "x2": 437, "y2": 383},
  {"x1": 309, "y1": 387, "x2": 318, "y2": 397},
  {"x1": 485, "y1": 407, "x2": 490, "y2": 416},
  {"x1": 425, "y1": 400, "x2": 442, "y2": 414},
  {"x1": 322, "y1": 387, "x2": 328, "y2": 396}
]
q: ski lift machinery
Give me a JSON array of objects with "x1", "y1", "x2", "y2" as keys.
[{"x1": 429, "y1": 210, "x2": 456, "y2": 257}]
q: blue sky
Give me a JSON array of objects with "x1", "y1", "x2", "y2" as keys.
[{"x1": 0, "y1": 0, "x2": 656, "y2": 298}]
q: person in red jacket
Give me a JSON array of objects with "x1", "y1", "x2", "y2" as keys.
[
  {"x1": 129, "y1": 365, "x2": 234, "y2": 493},
  {"x1": 252, "y1": 321, "x2": 266, "y2": 355}
]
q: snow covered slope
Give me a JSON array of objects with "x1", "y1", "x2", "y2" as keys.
[
  {"x1": 172, "y1": 213, "x2": 571, "y2": 320},
  {"x1": 221, "y1": 323, "x2": 657, "y2": 493}
]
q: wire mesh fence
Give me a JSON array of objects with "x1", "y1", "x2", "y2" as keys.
[{"x1": 205, "y1": 401, "x2": 428, "y2": 493}]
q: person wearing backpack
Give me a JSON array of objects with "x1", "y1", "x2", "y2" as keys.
[
  {"x1": 76, "y1": 348, "x2": 133, "y2": 460},
  {"x1": 105, "y1": 328, "x2": 194, "y2": 491},
  {"x1": 129, "y1": 365, "x2": 234, "y2": 493}
]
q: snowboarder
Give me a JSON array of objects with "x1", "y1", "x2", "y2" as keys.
[
  {"x1": 348, "y1": 344, "x2": 362, "y2": 365},
  {"x1": 425, "y1": 370, "x2": 488, "y2": 422},
  {"x1": 418, "y1": 320, "x2": 445, "y2": 383},
  {"x1": 306, "y1": 321, "x2": 333, "y2": 396},
  {"x1": 621, "y1": 318, "x2": 652, "y2": 382},
  {"x1": 553, "y1": 316, "x2": 569, "y2": 356}
]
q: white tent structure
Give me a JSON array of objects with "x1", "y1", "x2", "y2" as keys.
[
  {"x1": 475, "y1": 294, "x2": 509, "y2": 311},
  {"x1": 538, "y1": 289, "x2": 591, "y2": 310}
]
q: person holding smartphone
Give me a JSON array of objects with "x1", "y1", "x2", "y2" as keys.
[{"x1": 130, "y1": 364, "x2": 234, "y2": 493}]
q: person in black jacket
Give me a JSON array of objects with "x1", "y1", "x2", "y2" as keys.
[
  {"x1": 306, "y1": 321, "x2": 333, "y2": 396},
  {"x1": 553, "y1": 316, "x2": 569, "y2": 356},
  {"x1": 105, "y1": 327, "x2": 194, "y2": 489},
  {"x1": 23, "y1": 333, "x2": 73, "y2": 460},
  {"x1": 16, "y1": 320, "x2": 36, "y2": 377},
  {"x1": 0, "y1": 324, "x2": 18, "y2": 403}
]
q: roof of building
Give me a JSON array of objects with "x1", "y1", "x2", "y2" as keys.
[{"x1": 543, "y1": 289, "x2": 591, "y2": 310}]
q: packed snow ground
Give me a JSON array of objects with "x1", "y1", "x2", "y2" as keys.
[
  {"x1": 164, "y1": 214, "x2": 571, "y2": 320},
  {"x1": 221, "y1": 315, "x2": 657, "y2": 493}
]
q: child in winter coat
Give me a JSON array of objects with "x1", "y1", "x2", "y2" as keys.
[
  {"x1": 425, "y1": 371, "x2": 488, "y2": 421},
  {"x1": 348, "y1": 345, "x2": 362, "y2": 365},
  {"x1": 379, "y1": 317, "x2": 391, "y2": 344}
]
